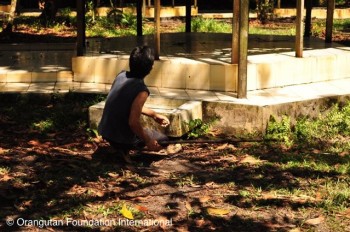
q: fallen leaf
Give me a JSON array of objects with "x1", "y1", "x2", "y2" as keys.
[
  {"x1": 337, "y1": 208, "x2": 350, "y2": 219},
  {"x1": 0, "y1": 174, "x2": 12, "y2": 182},
  {"x1": 305, "y1": 216, "x2": 324, "y2": 225},
  {"x1": 94, "y1": 190, "x2": 105, "y2": 197},
  {"x1": 207, "y1": 207, "x2": 230, "y2": 216},
  {"x1": 199, "y1": 196, "x2": 211, "y2": 203},
  {"x1": 216, "y1": 143, "x2": 229, "y2": 150},
  {"x1": 339, "y1": 151, "x2": 349, "y2": 157},
  {"x1": 239, "y1": 155, "x2": 265, "y2": 165},
  {"x1": 288, "y1": 228, "x2": 301, "y2": 232},
  {"x1": 205, "y1": 182, "x2": 220, "y2": 188},
  {"x1": 315, "y1": 192, "x2": 323, "y2": 202},
  {"x1": 0, "y1": 148, "x2": 9, "y2": 155},
  {"x1": 120, "y1": 203, "x2": 134, "y2": 219},
  {"x1": 108, "y1": 172, "x2": 119, "y2": 178},
  {"x1": 135, "y1": 205, "x2": 148, "y2": 212},
  {"x1": 195, "y1": 219, "x2": 206, "y2": 227},
  {"x1": 185, "y1": 201, "x2": 192, "y2": 211},
  {"x1": 28, "y1": 140, "x2": 40, "y2": 146},
  {"x1": 262, "y1": 193, "x2": 276, "y2": 200},
  {"x1": 132, "y1": 195, "x2": 151, "y2": 202}
]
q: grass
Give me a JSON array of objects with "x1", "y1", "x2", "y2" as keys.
[
  {"x1": 3, "y1": 12, "x2": 350, "y2": 40},
  {"x1": 265, "y1": 101, "x2": 350, "y2": 152},
  {"x1": 311, "y1": 18, "x2": 350, "y2": 37}
]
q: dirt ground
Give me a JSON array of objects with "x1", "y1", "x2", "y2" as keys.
[
  {"x1": 1, "y1": 94, "x2": 350, "y2": 232},
  {"x1": 1, "y1": 18, "x2": 350, "y2": 232}
]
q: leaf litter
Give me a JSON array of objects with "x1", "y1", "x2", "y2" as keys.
[{"x1": 1, "y1": 95, "x2": 350, "y2": 231}]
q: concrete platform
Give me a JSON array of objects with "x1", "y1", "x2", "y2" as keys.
[
  {"x1": 1, "y1": 34, "x2": 350, "y2": 134},
  {"x1": 89, "y1": 97, "x2": 203, "y2": 137},
  {"x1": 73, "y1": 33, "x2": 350, "y2": 92},
  {"x1": 1, "y1": 77, "x2": 349, "y2": 135}
]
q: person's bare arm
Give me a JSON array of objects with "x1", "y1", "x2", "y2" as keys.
[
  {"x1": 142, "y1": 106, "x2": 170, "y2": 127},
  {"x1": 129, "y1": 91, "x2": 162, "y2": 151}
]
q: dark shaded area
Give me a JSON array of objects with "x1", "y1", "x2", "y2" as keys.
[
  {"x1": 1, "y1": 94, "x2": 350, "y2": 231},
  {"x1": 0, "y1": 31, "x2": 76, "y2": 43}
]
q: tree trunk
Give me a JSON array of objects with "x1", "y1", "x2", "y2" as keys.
[{"x1": 3, "y1": 0, "x2": 18, "y2": 33}]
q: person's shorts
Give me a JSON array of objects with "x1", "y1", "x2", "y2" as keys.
[{"x1": 104, "y1": 128, "x2": 168, "y2": 150}]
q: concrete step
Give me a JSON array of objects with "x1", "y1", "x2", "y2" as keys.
[{"x1": 89, "y1": 96, "x2": 203, "y2": 138}]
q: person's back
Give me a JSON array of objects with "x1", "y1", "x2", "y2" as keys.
[{"x1": 98, "y1": 71, "x2": 149, "y2": 148}]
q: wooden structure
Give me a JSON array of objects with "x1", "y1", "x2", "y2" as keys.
[{"x1": 76, "y1": 0, "x2": 337, "y2": 98}]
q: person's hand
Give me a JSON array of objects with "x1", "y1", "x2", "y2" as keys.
[
  {"x1": 154, "y1": 114, "x2": 170, "y2": 127},
  {"x1": 145, "y1": 139, "x2": 162, "y2": 151}
]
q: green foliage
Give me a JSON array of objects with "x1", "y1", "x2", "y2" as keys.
[
  {"x1": 32, "y1": 119, "x2": 55, "y2": 133},
  {"x1": 190, "y1": 17, "x2": 231, "y2": 33},
  {"x1": 295, "y1": 103, "x2": 350, "y2": 150},
  {"x1": 58, "y1": 8, "x2": 72, "y2": 19},
  {"x1": 86, "y1": 12, "x2": 149, "y2": 37},
  {"x1": 312, "y1": 19, "x2": 350, "y2": 37},
  {"x1": 256, "y1": 0, "x2": 274, "y2": 24},
  {"x1": 249, "y1": 26, "x2": 296, "y2": 36},
  {"x1": 119, "y1": 12, "x2": 137, "y2": 29},
  {"x1": 266, "y1": 101, "x2": 350, "y2": 151},
  {"x1": 265, "y1": 115, "x2": 293, "y2": 147},
  {"x1": 186, "y1": 118, "x2": 218, "y2": 139}
]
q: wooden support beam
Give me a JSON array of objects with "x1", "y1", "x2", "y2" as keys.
[
  {"x1": 326, "y1": 0, "x2": 335, "y2": 43},
  {"x1": 185, "y1": 0, "x2": 191, "y2": 33},
  {"x1": 154, "y1": 0, "x2": 161, "y2": 60},
  {"x1": 237, "y1": 0, "x2": 249, "y2": 99},
  {"x1": 305, "y1": 0, "x2": 312, "y2": 37},
  {"x1": 232, "y1": 0, "x2": 239, "y2": 64},
  {"x1": 277, "y1": 0, "x2": 281, "y2": 8},
  {"x1": 295, "y1": 0, "x2": 304, "y2": 58},
  {"x1": 76, "y1": 0, "x2": 86, "y2": 56},
  {"x1": 143, "y1": 0, "x2": 146, "y2": 12},
  {"x1": 137, "y1": 0, "x2": 143, "y2": 37}
]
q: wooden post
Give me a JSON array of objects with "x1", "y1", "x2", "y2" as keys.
[
  {"x1": 295, "y1": 0, "x2": 304, "y2": 58},
  {"x1": 137, "y1": 0, "x2": 143, "y2": 36},
  {"x1": 232, "y1": 0, "x2": 240, "y2": 64},
  {"x1": 326, "y1": 0, "x2": 335, "y2": 43},
  {"x1": 76, "y1": 0, "x2": 86, "y2": 56},
  {"x1": 142, "y1": 0, "x2": 146, "y2": 13},
  {"x1": 154, "y1": 0, "x2": 160, "y2": 60},
  {"x1": 237, "y1": 0, "x2": 249, "y2": 99},
  {"x1": 305, "y1": 0, "x2": 312, "y2": 37},
  {"x1": 185, "y1": 0, "x2": 191, "y2": 33}
]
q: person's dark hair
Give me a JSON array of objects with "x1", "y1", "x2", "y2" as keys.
[{"x1": 129, "y1": 46, "x2": 154, "y2": 78}]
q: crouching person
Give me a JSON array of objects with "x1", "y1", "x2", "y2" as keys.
[{"x1": 98, "y1": 46, "x2": 180, "y2": 163}]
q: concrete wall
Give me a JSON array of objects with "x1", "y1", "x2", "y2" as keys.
[
  {"x1": 274, "y1": 8, "x2": 350, "y2": 19},
  {"x1": 72, "y1": 56, "x2": 237, "y2": 92},
  {"x1": 95, "y1": 6, "x2": 198, "y2": 18},
  {"x1": 203, "y1": 94, "x2": 350, "y2": 136},
  {"x1": 72, "y1": 47, "x2": 350, "y2": 92}
]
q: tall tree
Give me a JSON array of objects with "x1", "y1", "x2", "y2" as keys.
[{"x1": 2, "y1": 0, "x2": 18, "y2": 33}]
